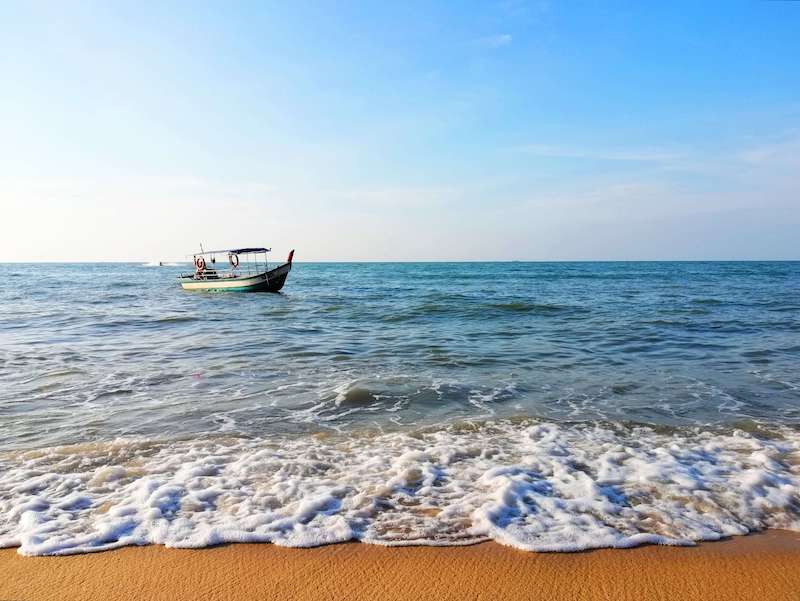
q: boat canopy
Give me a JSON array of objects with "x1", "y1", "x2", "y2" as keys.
[{"x1": 193, "y1": 247, "x2": 271, "y2": 256}]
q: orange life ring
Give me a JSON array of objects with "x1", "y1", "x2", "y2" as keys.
[
  {"x1": 195, "y1": 256, "x2": 206, "y2": 271},
  {"x1": 229, "y1": 253, "x2": 240, "y2": 268}
]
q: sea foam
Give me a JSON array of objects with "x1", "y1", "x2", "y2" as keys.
[{"x1": 1, "y1": 420, "x2": 799, "y2": 555}]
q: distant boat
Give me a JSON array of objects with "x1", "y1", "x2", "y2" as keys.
[{"x1": 178, "y1": 247, "x2": 294, "y2": 292}]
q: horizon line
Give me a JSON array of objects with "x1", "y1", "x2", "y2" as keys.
[{"x1": 2, "y1": 258, "x2": 800, "y2": 264}]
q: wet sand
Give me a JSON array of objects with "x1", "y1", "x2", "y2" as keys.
[{"x1": 1, "y1": 531, "x2": 799, "y2": 601}]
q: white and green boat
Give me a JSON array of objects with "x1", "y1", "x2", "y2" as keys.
[{"x1": 179, "y1": 247, "x2": 294, "y2": 292}]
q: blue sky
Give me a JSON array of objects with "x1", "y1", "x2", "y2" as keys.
[{"x1": 2, "y1": 1, "x2": 799, "y2": 260}]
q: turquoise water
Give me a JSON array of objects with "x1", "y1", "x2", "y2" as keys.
[{"x1": 1, "y1": 262, "x2": 800, "y2": 554}]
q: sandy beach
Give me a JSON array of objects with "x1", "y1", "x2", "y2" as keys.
[{"x1": 1, "y1": 531, "x2": 799, "y2": 601}]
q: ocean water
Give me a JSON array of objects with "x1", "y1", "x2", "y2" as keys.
[{"x1": 1, "y1": 261, "x2": 799, "y2": 555}]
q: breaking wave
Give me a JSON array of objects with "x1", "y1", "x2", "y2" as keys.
[{"x1": 1, "y1": 419, "x2": 799, "y2": 556}]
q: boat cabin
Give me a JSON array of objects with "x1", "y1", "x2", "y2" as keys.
[{"x1": 178, "y1": 247, "x2": 294, "y2": 292}]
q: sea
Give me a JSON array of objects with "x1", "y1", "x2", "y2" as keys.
[{"x1": 1, "y1": 261, "x2": 799, "y2": 555}]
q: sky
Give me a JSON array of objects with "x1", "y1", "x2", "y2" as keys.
[{"x1": 1, "y1": 1, "x2": 799, "y2": 261}]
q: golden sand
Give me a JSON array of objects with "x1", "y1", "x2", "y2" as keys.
[{"x1": 2, "y1": 531, "x2": 799, "y2": 601}]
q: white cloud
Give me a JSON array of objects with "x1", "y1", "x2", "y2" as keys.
[{"x1": 477, "y1": 34, "x2": 513, "y2": 48}]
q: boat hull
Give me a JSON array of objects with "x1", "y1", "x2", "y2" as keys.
[{"x1": 180, "y1": 262, "x2": 291, "y2": 292}]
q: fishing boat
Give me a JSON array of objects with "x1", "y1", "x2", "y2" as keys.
[{"x1": 178, "y1": 247, "x2": 294, "y2": 292}]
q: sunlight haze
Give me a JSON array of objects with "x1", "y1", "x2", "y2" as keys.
[{"x1": 2, "y1": 1, "x2": 799, "y2": 261}]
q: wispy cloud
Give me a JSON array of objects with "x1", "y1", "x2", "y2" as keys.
[
  {"x1": 518, "y1": 144, "x2": 683, "y2": 163},
  {"x1": 477, "y1": 33, "x2": 513, "y2": 48},
  {"x1": 517, "y1": 136, "x2": 800, "y2": 183},
  {"x1": 737, "y1": 132, "x2": 800, "y2": 168}
]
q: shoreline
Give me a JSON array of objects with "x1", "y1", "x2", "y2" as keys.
[{"x1": 2, "y1": 530, "x2": 800, "y2": 601}]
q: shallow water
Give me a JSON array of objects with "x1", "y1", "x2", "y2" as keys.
[{"x1": 1, "y1": 261, "x2": 799, "y2": 554}]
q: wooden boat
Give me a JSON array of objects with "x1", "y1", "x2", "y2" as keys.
[{"x1": 179, "y1": 247, "x2": 294, "y2": 292}]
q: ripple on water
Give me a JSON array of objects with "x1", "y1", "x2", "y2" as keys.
[{"x1": 2, "y1": 262, "x2": 800, "y2": 453}]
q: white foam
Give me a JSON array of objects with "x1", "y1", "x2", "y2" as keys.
[{"x1": 1, "y1": 420, "x2": 799, "y2": 556}]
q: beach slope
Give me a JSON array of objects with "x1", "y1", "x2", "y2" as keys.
[{"x1": 2, "y1": 531, "x2": 800, "y2": 601}]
